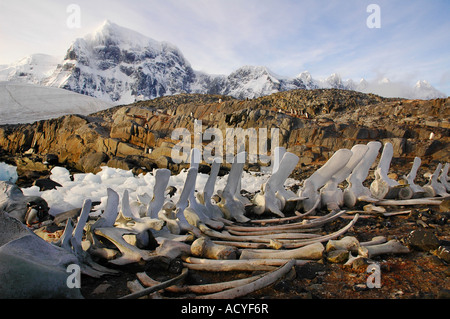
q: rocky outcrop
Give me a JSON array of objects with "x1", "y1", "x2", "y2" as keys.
[{"x1": 0, "y1": 89, "x2": 448, "y2": 178}]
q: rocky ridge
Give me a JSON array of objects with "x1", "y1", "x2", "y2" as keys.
[{"x1": 0, "y1": 89, "x2": 448, "y2": 185}]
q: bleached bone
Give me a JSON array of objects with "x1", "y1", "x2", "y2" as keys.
[
  {"x1": 196, "y1": 158, "x2": 224, "y2": 220},
  {"x1": 234, "y1": 213, "x2": 359, "y2": 250},
  {"x1": 137, "y1": 269, "x2": 267, "y2": 294},
  {"x1": 358, "y1": 239, "x2": 410, "y2": 258},
  {"x1": 235, "y1": 176, "x2": 253, "y2": 207},
  {"x1": 71, "y1": 199, "x2": 92, "y2": 253},
  {"x1": 91, "y1": 188, "x2": 120, "y2": 229},
  {"x1": 186, "y1": 150, "x2": 225, "y2": 230},
  {"x1": 266, "y1": 146, "x2": 286, "y2": 174},
  {"x1": 83, "y1": 240, "x2": 118, "y2": 261},
  {"x1": 182, "y1": 257, "x2": 306, "y2": 273},
  {"x1": 175, "y1": 167, "x2": 201, "y2": 233},
  {"x1": 363, "y1": 204, "x2": 386, "y2": 213},
  {"x1": 217, "y1": 152, "x2": 250, "y2": 223},
  {"x1": 116, "y1": 190, "x2": 164, "y2": 233},
  {"x1": 344, "y1": 252, "x2": 364, "y2": 267},
  {"x1": 227, "y1": 229, "x2": 321, "y2": 239},
  {"x1": 59, "y1": 216, "x2": 75, "y2": 252},
  {"x1": 146, "y1": 169, "x2": 171, "y2": 219},
  {"x1": 94, "y1": 225, "x2": 191, "y2": 267},
  {"x1": 94, "y1": 227, "x2": 154, "y2": 265},
  {"x1": 226, "y1": 209, "x2": 347, "y2": 233},
  {"x1": 58, "y1": 199, "x2": 119, "y2": 278},
  {"x1": 190, "y1": 237, "x2": 237, "y2": 260},
  {"x1": 239, "y1": 242, "x2": 324, "y2": 260},
  {"x1": 370, "y1": 142, "x2": 413, "y2": 200},
  {"x1": 152, "y1": 238, "x2": 191, "y2": 261},
  {"x1": 120, "y1": 268, "x2": 188, "y2": 299},
  {"x1": 196, "y1": 259, "x2": 296, "y2": 299},
  {"x1": 321, "y1": 144, "x2": 369, "y2": 211},
  {"x1": 253, "y1": 152, "x2": 303, "y2": 217},
  {"x1": 344, "y1": 141, "x2": 382, "y2": 208},
  {"x1": 114, "y1": 190, "x2": 164, "y2": 249},
  {"x1": 439, "y1": 163, "x2": 450, "y2": 192},
  {"x1": 210, "y1": 240, "x2": 280, "y2": 250},
  {"x1": 250, "y1": 196, "x2": 320, "y2": 225},
  {"x1": 360, "y1": 236, "x2": 387, "y2": 246},
  {"x1": 374, "y1": 198, "x2": 443, "y2": 206},
  {"x1": 270, "y1": 149, "x2": 303, "y2": 211},
  {"x1": 184, "y1": 207, "x2": 288, "y2": 250},
  {"x1": 299, "y1": 149, "x2": 353, "y2": 212},
  {"x1": 184, "y1": 256, "x2": 308, "y2": 267},
  {"x1": 183, "y1": 259, "x2": 275, "y2": 271},
  {"x1": 205, "y1": 230, "x2": 320, "y2": 245},
  {"x1": 423, "y1": 163, "x2": 448, "y2": 197},
  {"x1": 326, "y1": 236, "x2": 360, "y2": 253},
  {"x1": 125, "y1": 280, "x2": 148, "y2": 298},
  {"x1": 405, "y1": 157, "x2": 425, "y2": 197},
  {"x1": 157, "y1": 201, "x2": 181, "y2": 235}
]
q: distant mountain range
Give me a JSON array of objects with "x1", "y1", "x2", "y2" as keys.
[{"x1": 0, "y1": 20, "x2": 446, "y2": 105}]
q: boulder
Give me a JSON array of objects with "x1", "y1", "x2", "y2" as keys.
[
  {"x1": 406, "y1": 229, "x2": 440, "y2": 252},
  {"x1": 0, "y1": 211, "x2": 83, "y2": 298}
]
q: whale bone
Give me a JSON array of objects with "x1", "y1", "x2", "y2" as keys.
[
  {"x1": 147, "y1": 169, "x2": 171, "y2": 219},
  {"x1": 343, "y1": 141, "x2": 382, "y2": 208},
  {"x1": 370, "y1": 142, "x2": 413, "y2": 200},
  {"x1": 299, "y1": 148, "x2": 353, "y2": 212},
  {"x1": 253, "y1": 151, "x2": 303, "y2": 217},
  {"x1": 196, "y1": 158, "x2": 224, "y2": 220},
  {"x1": 321, "y1": 144, "x2": 369, "y2": 211},
  {"x1": 217, "y1": 152, "x2": 250, "y2": 223},
  {"x1": 405, "y1": 157, "x2": 426, "y2": 197},
  {"x1": 439, "y1": 163, "x2": 450, "y2": 192},
  {"x1": 423, "y1": 163, "x2": 448, "y2": 197}
]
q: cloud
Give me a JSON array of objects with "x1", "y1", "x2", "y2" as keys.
[{"x1": 0, "y1": 0, "x2": 449, "y2": 95}]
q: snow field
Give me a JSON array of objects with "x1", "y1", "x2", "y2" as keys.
[{"x1": 20, "y1": 165, "x2": 298, "y2": 218}]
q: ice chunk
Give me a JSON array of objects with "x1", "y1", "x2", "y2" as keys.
[{"x1": 0, "y1": 162, "x2": 18, "y2": 183}]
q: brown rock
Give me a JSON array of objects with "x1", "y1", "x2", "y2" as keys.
[{"x1": 406, "y1": 229, "x2": 440, "y2": 252}]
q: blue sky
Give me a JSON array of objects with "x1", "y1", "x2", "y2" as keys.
[{"x1": 1, "y1": 0, "x2": 449, "y2": 95}]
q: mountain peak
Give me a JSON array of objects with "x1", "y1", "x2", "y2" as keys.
[{"x1": 86, "y1": 20, "x2": 157, "y2": 50}]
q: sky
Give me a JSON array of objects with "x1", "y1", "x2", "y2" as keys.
[{"x1": 0, "y1": 0, "x2": 449, "y2": 96}]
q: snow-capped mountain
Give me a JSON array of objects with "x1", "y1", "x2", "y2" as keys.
[
  {"x1": 0, "y1": 54, "x2": 59, "y2": 84},
  {"x1": 411, "y1": 80, "x2": 445, "y2": 100},
  {"x1": 0, "y1": 82, "x2": 112, "y2": 125},
  {"x1": 2, "y1": 21, "x2": 446, "y2": 104},
  {"x1": 44, "y1": 20, "x2": 196, "y2": 105}
]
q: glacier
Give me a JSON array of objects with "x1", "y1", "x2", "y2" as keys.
[{"x1": 0, "y1": 82, "x2": 112, "y2": 125}]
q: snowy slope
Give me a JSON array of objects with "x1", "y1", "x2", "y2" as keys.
[
  {"x1": 0, "y1": 54, "x2": 59, "y2": 84},
  {"x1": 0, "y1": 82, "x2": 112, "y2": 125}
]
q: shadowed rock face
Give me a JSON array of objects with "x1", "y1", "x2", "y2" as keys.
[{"x1": 0, "y1": 89, "x2": 448, "y2": 177}]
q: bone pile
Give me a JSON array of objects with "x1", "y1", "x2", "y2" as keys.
[{"x1": 1, "y1": 141, "x2": 448, "y2": 299}]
